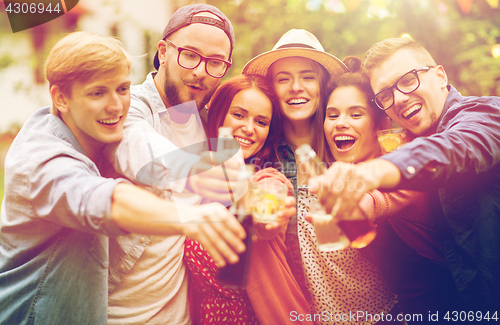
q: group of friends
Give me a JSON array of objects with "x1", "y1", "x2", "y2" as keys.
[{"x1": 1, "y1": 3, "x2": 499, "y2": 325}]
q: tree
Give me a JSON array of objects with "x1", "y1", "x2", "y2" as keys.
[{"x1": 204, "y1": 0, "x2": 500, "y2": 96}]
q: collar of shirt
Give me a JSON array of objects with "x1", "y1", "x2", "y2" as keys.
[
  {"x1": 136, "y1": 72, "x2": 168, "y2": 116},
  {"x1": 49, "y1": 113, "x2": 87, "y2": 157}
]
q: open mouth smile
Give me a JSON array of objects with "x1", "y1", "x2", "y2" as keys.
[
  {"x1": 286, "y1": 98, "x2": 309, "y2": 106},
  {"x1": 334, "y1": 135, "x2": 356, "y2": 151},
  {"x1": 234, "y1": 136, "x2": 254, "y2": 146},
  {"x1": 402, "y1": 104, "x2": 421, "y2": 119},
  {"x1": 98, "y1": 117, "x2": 121, "y2": 126}
]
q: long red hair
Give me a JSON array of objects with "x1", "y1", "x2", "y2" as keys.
[{"x1": 207, "y1": 74, "x2": 283, "y2": 169}]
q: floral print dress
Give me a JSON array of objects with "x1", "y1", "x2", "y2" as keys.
[{"x1": 184, "y1": 238, "x2": 258, "y2": 325}]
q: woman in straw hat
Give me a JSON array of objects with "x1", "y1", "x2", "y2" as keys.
[{"x1": 243, "y1": 30, "x2": 397, "y2": 324}]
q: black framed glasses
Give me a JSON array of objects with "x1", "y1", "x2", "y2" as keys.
[
  {"x1": 371, "y1": 66, "x2": 433, "y2": 110},
  {"x1": 166, "y1": 40, "x2": 231, "y2": 78}
]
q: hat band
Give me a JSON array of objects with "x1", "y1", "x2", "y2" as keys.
[
  {"x1": 189, "y1": 16, "x2": 225, "y2": 31},
  {"x1": 276, "y1": 43, "x2": 316, "y2": 50}
]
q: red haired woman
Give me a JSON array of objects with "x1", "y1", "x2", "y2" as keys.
[{"x1": 184, "y1": 74, "x2": 312, "y2": 324}]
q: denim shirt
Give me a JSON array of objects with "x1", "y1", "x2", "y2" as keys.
[
  {"x1": 0, "y1": 107, "x2": 128, "y2": 324},
  {"x1": 277, "y1": 142, "x2": 312, "y2": 302},
  {"x1": 382, "y1": 85, "x2": 500, "y2": 308}
]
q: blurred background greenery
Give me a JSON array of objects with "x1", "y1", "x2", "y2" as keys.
[
  {"x1": 1, "y1": 0, "x2": 499, "y2": 207},
  {"x1": 214, "y1": 0, "x2": 500, "y2": 96}
]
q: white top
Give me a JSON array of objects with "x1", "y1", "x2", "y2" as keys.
[
  {"x1": 105, "y1": 72, "x2": 207, "y2": 324},
  {"x1": 107, "y1": 236, "x2": 190, "y2": 325}
]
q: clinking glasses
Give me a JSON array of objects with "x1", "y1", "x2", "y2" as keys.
[
  {"x1": 166, "y1": 39, "x2": 231, "y2": 78},
  {"x1": 371, "y1": 66, "x2": 433, "y2": 110}
]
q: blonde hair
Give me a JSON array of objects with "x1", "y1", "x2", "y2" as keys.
[
  {"x1": 362, "y1": 37, "x2": 436, "y2": 77},
  {"x1": 45, "y1": 31, "x2": 131, "y2": 114}
]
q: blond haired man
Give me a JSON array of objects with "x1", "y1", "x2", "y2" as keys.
[{"x1": 0, "y1": 31, "x2": 245, "y2": 325}]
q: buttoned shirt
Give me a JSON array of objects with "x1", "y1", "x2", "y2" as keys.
[
  {"x1": 103, "y1": 72, "x2": 206, "y2": 323},
  {"x1": 104, "y1": 72, "x2": 204, "y2": 291},
  {"x1": 0, "y1": 106, "x2": 128, "y2": 325},
  {"x1": 381, "y1": 85, "x2": 500, "y2": 308}
]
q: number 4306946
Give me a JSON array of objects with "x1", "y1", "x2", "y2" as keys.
[{"x1": 5, "y1": 2, "x2": 61, "y2": 14}]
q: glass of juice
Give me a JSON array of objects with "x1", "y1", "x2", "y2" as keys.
[
  {"x1": 377, "y1": 128, "x2": 409, "y2": 154},
  {"x1": 250, "y1": 181, "x2": 287, "y2": 224},
  {"x1": 336, "y1": 207, "x2": 377, "y2": 249},
  {"x1": 309, "y1": 201, "x2": 350, "y2": 251}
]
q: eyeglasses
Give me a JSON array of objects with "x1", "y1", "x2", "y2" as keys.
[
  {"x1": 166, "y1": 40, "x2": 231, "y2": 78},
  {"x1": 371, "y1": 66, "x2": 433, "y2": 110}
]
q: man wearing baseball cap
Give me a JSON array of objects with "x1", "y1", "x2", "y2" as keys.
[{"x1": 103, "y1": 4, "x2": 241, "y2": 324}]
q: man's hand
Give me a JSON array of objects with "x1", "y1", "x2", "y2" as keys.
[
  {"x1": 186, "y1": 150, "x2": 243, "y2": 206},
  {"x1": 253, "y1": 196, "x2": 296, "y2": 240},
  {"x1": 309, "y1": 159, "x2": 401, "y2": 219},
  {"x1": 181, "y1": 202, "x2": 246, "y2": 268}
]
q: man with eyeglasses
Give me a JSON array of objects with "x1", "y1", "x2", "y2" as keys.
[
  {"x1": 102, "y1": 4, "x2": 242, "y2": 324},
  {"x1": 313, "y1": 37, "x2": 500, "y2": 314}
]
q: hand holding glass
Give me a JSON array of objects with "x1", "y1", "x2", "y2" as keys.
[
  {"x1": 250, "y1": 181, "x2": 287, "y2": 224},
  {"x1": 336, "y1": 207, "x2": 377, "y2": 249},
  {"x1": 309, "y1": 200, "x2": 350, "y2": 251}
]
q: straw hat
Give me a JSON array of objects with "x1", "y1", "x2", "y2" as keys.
[{"x1": 242, "y1": 29, "x2": 347, "y2": 78}]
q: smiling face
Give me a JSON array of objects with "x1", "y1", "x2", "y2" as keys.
[
  {"x1": 156, "y1": 13, "x2": 231, "y2": 110},
  {"x1": 269, "y1": 57, "x2": 321, "y2": 124},
  {"x1": 56, "y1": 69, "x2": 131, "y2": 159},
  {"x1": 222, "y1": 87, "x2": 273, "y2": 159},
  {"x1": 324, "y1": 86, "x2": 381, "y2": 163},
  {"x1": 370, "y1": 49, "x2": 448, "y2": 137}
]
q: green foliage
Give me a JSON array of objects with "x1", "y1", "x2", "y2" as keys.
[
  {"x1": 0, "y1": 54, "x2": 14, "y2": 70},
  {"x1": 203, "y1": 0, "x2": 500, "y2": 96}
]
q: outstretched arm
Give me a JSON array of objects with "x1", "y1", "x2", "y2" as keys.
[
  {"x1": 311, "y1": 159, "x2": 401, "y2": 221},
  {"x1": 359, "y1": 188, "x2": 428, "y2": 224},
  {"x1": 111, "y1": 183, "x2": 246, "y2": 267}
]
